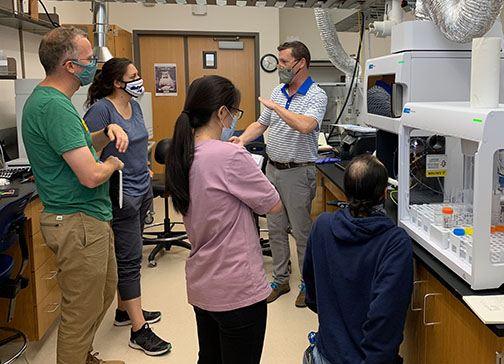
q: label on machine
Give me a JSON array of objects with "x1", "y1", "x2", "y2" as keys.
[{"x1": 426, "y1": 154, "x2": 448, "y2": 177}]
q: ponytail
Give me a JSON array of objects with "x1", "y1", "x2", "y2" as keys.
[
  {"x1": 165, "y1": 112, "x2": 194, "y2": 216},
  {"x1": 164, "y1": 75, "x2": 240, "y2": 216},
  {"x1": 85, "y1": 57, "x2": 132, "y2": 108}
]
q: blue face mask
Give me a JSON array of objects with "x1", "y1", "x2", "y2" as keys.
[
  {"x1": 220, "y1": 109, "x2": 238, "y2": 141},
  {"x1": 71, "y1": 58, "x2": 97, "y2": 86}
]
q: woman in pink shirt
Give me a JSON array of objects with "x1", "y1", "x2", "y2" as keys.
[{"x1": 165, "y1": 75, "x2": 282, "y2": 364}]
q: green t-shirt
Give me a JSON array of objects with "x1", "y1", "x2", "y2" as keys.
[{"x1": 22, "y1": 86, "x2": 112, "y2": 221}]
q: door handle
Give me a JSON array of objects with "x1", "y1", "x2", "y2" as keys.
[
  {"x1": 46, "y1": 302, "x2": 60, "y2": 313},
  {"x1": 43, "y1": 270, "x2": 57, "y2": 280},
  {"x1": 423, "y1": 293, "x2": 442, "y2": 326},
  {"x1": 411, "y1": 280, "x2": 427, "y2": 311}
]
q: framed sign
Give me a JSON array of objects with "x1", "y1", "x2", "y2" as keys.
[{"x1": 203, "y1": 51, "x2": 217, "y2": 69}]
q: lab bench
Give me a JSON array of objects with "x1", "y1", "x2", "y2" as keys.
[
  {"x1": 315, "y1": 163, "x2": 504, "y2": 364},
  {"x1": 0, "y1": 181, "x2": 61, "y2": 341}
]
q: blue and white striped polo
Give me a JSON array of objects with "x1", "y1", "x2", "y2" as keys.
[{"x1": 258, "y1": 77, "x2": 327, "y2": 163}]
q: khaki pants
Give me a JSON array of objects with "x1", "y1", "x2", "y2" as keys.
[{"x1": 40, "y1": 212, "x2": 117, "y2": 364}]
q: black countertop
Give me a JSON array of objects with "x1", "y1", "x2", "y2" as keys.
[
  {"x1": 0, "y1": 179, "x2": 37, "y2": 209},
  {"x1": 316, "y1": 162, "x2": 504, "y2": 337}
]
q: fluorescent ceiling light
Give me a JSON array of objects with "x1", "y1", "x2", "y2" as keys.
[
  {"x1": 176, "y1": 0, "x2": 187, "y2": 4},
  {"x1": 256, "y1": 1, "x2": 266, "y2": 6},
  {"x1": 217, "y1": 0, "x2": 226, "y2": 5},
  {"x1": 275, "y1": 1, "x2": 286, "y2": 7},
  {"x1": 236, "y1": 0, "x2": 247, "y2": 6}
]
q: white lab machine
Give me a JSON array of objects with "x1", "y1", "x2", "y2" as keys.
[
  {"x1": 10, "y1": 79, "x2": 154, "y2": 165},
  {"x1": 363, "y1": 20, "x2": 504, "y2": 134},
  {"x1": 398, "y1": 101, "x2": 504, "y2": 290}
]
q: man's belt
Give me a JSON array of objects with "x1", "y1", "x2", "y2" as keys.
[{"x1": 268, "y1": 160, "x2": 315, "y2": 170}]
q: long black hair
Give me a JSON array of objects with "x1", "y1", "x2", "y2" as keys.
[
  {"x1": 165, "y1": 75, "x2": 241, "y2": 215},
  {"x1": 344, "y1": 154, "x2": 388, "y2": 217},
  {"x1": 86, "y1": 57, "x2": 132, "y2": 108}
]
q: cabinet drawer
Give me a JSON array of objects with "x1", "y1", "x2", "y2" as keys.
[
  {"x1": 34, "y1": 256, "x2": 58, "y2": 305},
  {"x1": 28, "y1": 198, "x2": 44, "y2": 236},
  {"x1": 35, "y1": 284, "x2": 61, "y2": 340},
  {"x1": 32, "y1": 232, "x2": 53, "y2": 272}
]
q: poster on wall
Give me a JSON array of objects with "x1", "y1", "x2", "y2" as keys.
[{"x1": 154, "y1": 64, "x2": 177, "y2": 96}]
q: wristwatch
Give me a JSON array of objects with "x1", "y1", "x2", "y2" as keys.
[{"x1": 103, "y1": 125, "x2": 109, "y2": 137}]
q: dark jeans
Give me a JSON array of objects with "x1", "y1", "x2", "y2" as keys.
[
  {"x1": 193, "y1": 300, "x2": 267, "y2": 364},
  {"x1": 112, "y1": 188, "x2": 153, "y2": 300}
]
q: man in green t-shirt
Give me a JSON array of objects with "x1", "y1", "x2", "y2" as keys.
[{"x1": 22, "y1": 27, "x2": 128, "y2": 364}]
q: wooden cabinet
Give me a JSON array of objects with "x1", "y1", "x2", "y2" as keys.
[
  {"x1": 65, "y1": 24, "x2": 133, "y2": 64},
  {"x1": 400, "y1": 261, "x2": 504, "y2": 364},
  {"x1": 0, "y1": 197, "x2": 60, "y2": 341}
]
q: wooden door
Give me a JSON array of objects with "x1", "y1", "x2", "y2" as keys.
[
  {"x1": 187, "y1": 36, "x2": 256, "y2": 131},
  {"x1": 138, "y1": 35, "x2": 186, "y2": 173}
]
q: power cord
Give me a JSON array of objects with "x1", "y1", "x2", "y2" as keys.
[
  {"x1": 326, "y1": 12, "x2": 365, "y2": 142},
  {"x1": 38, "y1": 0, "x2": 60, "y2": 28}
]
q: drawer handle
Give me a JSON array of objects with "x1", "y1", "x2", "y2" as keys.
[
  {"x1": 43, "y1": 271, "x2": 57, "y2": 280},
  {"x1": 410, "y1": 280, "x2": 427, "y2": 312},
  {"x1": 423, "y1": 293, "x2": 442, "y2": 326},
  {"x1": 46, "y1": 303, "x2": 60, "y2": 313}
]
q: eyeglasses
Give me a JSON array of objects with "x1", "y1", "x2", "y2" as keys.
[
  {"x1": 229, "y1": 107, "x2": 244, "y2": 120},
  {"x1": 63, "y1": 55, "x2": 98, "y2": 66}
]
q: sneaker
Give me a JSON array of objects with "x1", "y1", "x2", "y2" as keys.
[
  {"x1": 114, "y1": 309, "x2": 162, "y2": 326},
  {"x1": 266, "y1": 282, "x2": 290, "y2": 303},
  {"x1": 295, "y1": 283, "x2": 307, "y2": 308},
  {"x1": 129, "y1": 323, "x2": 172, "y2": 356},
  {"x1": 86, "y1": 351, "x2": 125, "y2": 364}
]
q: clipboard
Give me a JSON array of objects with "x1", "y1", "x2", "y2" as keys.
[{"x1": 109, "y1": 170, "x2": 123, "y2": 209}]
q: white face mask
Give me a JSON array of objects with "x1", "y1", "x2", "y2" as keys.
[{"x1": 122, "y1": 78, "x2": 145, "y2": 98}]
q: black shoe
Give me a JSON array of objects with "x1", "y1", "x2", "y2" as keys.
[
  {"x1": 114, "y1": 309, "x2": 162, "y2": 327},
  {"x1": 129, "y1": 323, "x2": 171, "y2": 356}
]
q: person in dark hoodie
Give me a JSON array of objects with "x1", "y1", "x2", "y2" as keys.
[{"x1": 303, "y1": 154, "x2": 413, "y2": 364}]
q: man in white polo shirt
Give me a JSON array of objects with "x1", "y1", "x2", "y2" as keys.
[{"x1": 231, "y1": 41, "x2": 327, "y2": 307}]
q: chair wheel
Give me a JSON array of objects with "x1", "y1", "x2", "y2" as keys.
[
  {"x1": 148, "y1": 260, "x2": 157, "y2": 267},
  {"x1": 145, "y1": 214, "x2": 154, "y2": 225}
]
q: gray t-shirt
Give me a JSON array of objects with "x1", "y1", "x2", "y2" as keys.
[{"x1": 84, "y1": 98, "x2": 150, "y2": 196}]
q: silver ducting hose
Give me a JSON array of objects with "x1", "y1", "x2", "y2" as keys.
[
  {"x1": 314, "y1": 8, "x2": 356, "y2": 75},
  {"x1": 415, "y1": 0, "x2": 504, "y2": 43}
]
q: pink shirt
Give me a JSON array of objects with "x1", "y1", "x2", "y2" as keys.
[{"x1": 183, "y1": 139, "x2": 279, "y2": 312}]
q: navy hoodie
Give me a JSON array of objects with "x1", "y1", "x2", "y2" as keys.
[{"x1": 303, "y1": 208, "x2": 413, "y2": 364}]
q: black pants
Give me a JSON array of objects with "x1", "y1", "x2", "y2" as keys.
[
  {"x1": 193, "y1": 300, "x2": 267, "y2": 364},
  {"x1": 112, "y1": 188, "x2": 153, "y2": 300}
]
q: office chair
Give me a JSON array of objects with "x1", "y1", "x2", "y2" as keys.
[
  {"x1": 244, "y1": 142, "x2": 272, "y2": 257},
  {"x1": 0, "y1": 191, "x2": 33, "y2": 364},
  {"x1": 143, "y1": 139, "x2": 191, "y2": 267}
]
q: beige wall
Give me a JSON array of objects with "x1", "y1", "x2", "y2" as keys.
[{"x1": 44, "y1": 2, "x2": 281, "y2": 102}]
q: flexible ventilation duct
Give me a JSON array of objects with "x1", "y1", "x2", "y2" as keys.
[
  {"x1": 93, "y1": 0, "x2": 113, "y2": 63},
  {"x1": 314, "y1": 8, "x2": 356, "y2": 75},
  {"x1": 415, "y1": 0, "x2": 504, "y2": 43}
]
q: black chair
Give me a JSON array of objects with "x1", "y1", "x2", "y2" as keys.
[
  {"x1": 244, "y1": 142, "x2": 272, "y2": 257},
  {"x1": 0, "y1": 191, "x2": 33, "y2": 364},
  {"x1": 143, "y1": 139, "x2": 191, "y2": 267}
]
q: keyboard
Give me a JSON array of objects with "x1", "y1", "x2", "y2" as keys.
[{"x1": 0, "y1": 166, "x2": 32, "y2": 179}]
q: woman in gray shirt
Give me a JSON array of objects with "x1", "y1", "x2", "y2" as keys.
[{"x1": 84, "y1": 58, "x2": 170, "y2": 356}]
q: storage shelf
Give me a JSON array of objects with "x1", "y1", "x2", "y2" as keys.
[{"x1": 0, "y1": 7, "x2": 54, "y2": 35}]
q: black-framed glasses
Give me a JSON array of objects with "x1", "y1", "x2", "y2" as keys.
[{"x1": 230, "y1": 107, "x2": 244, "y2": 120}]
